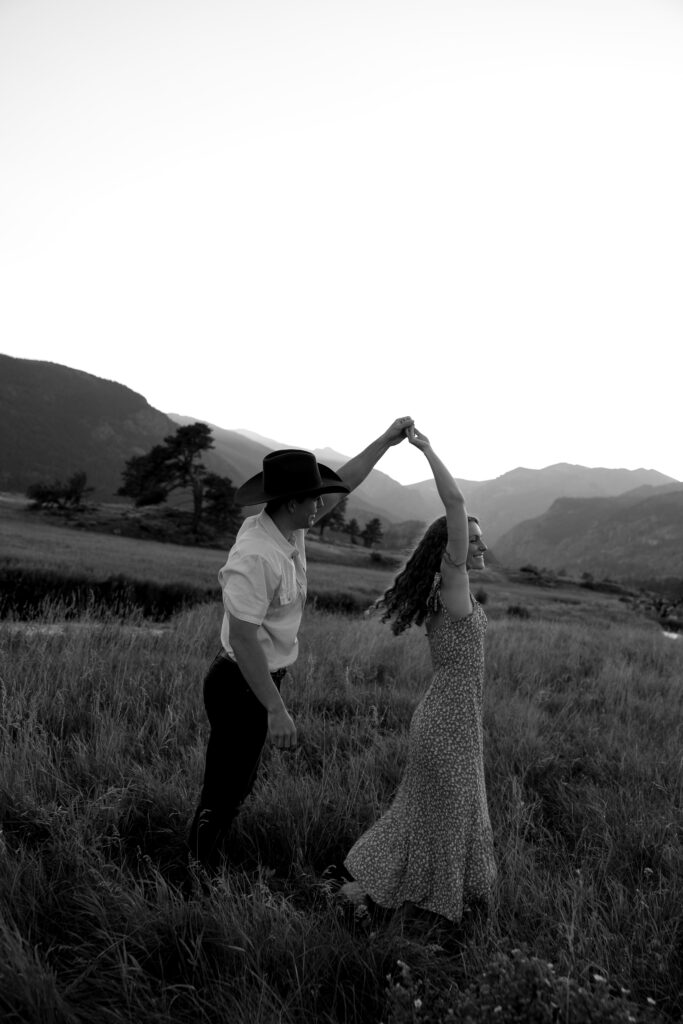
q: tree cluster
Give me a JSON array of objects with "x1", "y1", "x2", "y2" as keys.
[
  {"x1": 26, "y1": 471, "x2": 94, "y2": 510},
  {"x1": 317, "y1": 496, "x2": 384, "y2": 548},
  {"x1": 25, "y1": 425, "x2": 389, "y2": 548},
  {"x1": 118, "y1": 423, "x2": 240, "y2": 535}
]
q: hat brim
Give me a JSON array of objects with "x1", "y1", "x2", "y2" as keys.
[{"x1": 235, "y1": 462, "x2": 350, "y2": 506}]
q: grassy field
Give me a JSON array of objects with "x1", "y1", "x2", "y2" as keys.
[
  {"x1": 0, "y1": 508, "x2": 681, "y2": 1022},
  {"x1": 0, "y1": 501, "x2": 397, "y2": 612},
  {"x1": 0, "y1": 500, "x2": 654, "y2": 627}
]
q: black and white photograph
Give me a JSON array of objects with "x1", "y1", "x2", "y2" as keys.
[{"x1": 1, "y1": 2, "x2": 681, "y2": 1022}]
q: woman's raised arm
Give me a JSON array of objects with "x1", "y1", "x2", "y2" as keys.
[
  {"x1": 407, "y1": 427, "x2": 473, "y2": 617},
  {"x1": 407, "y1": 427, "x2": 468, "y2": 565}
]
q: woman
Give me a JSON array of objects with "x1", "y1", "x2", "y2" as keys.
[{"x1": 343, "y1": 426, "x2": 496, "y2": 924}]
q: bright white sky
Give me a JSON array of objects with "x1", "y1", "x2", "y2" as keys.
[{"x1": 1, "y1": 0, "x2": 681, "y2": 485}]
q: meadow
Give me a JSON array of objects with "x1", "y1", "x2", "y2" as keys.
[
  {"x1": 0, "y1": 507, "x2": 681, "y2": 1022},
  {"x1": 0, "y1": 502, "x2": 398, "y2": 618}
]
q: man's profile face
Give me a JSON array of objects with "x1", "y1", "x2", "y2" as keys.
[{"x1": 291, "y1": 494, "x2": 323, "y2": 530}]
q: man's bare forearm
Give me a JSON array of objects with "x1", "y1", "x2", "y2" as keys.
[{"x1": 337, "y1": 435, "x2": 392, "y2": 492}]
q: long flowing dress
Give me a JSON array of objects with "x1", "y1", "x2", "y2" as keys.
[{"x1": 344, "y1": 576, "x2": 496, "y2": 922}]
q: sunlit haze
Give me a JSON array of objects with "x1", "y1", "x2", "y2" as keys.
[{"x1": 1, "y1": 0, "x2": 681, "y2": 485}]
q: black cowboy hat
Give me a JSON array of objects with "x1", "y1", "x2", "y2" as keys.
[{"x1": 235, "y1": 449, "x2": 350, "y2": 506}]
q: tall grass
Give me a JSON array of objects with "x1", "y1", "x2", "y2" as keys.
[{"x1": 0, "y1": 602, "x2": 681, "y2": 1022}]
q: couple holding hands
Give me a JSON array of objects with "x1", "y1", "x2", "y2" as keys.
[{"x1": 189, "y1": 416, "x2": 495, "y2": 928}]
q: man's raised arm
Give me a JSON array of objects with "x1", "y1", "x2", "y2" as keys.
[{"x1": 315, "y1": 416, "x2": 413, "y2": 520}]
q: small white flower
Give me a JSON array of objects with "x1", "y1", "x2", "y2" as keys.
[
  {"x1": 414, "y1": 998, "x2": 422, "y2": 1010},
  {"x1": 647, "y1": 997, "x2": 656, "y2": 1006},
  {"x1": 593, "y1": 974, "x2": 607, "y2": 984}
]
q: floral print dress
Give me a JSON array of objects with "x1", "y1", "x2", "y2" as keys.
[{"x1": 344, "y1": 575, "x2": 496, "y2": 922}]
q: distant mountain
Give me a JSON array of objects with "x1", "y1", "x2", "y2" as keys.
[
  {"x1": 2, "y1": 356, "x2": 678, "y2": 551},
  {"x1": 493, "y1": 483, "x2": 683, "y2": 579},
  {"x1": 0, "y1": 356, "x2": 238, "y2": 499},
  {"x1": 168, "y1": 415, "x2": 273, "y2": 486},
  {"x1": 222, "y1": 444, "x2": 675, "y2": 540},
  {"x1": 355, "y1": 463, "x2": 675, "y2": 544},
  {"x1": 171, "y1": 426, "x2": 432, "y2": 525},
  {"x1": 310, "y1": 447, "x2": 451, "y2": 526},
  {"x1": 234, "y1": 428, "x2": 299, "y2": 449},
  {"x1": 403, "y1": 476, "x2": 485, "y2": 526},
  {"x1": 448, "y1": 463, "x2": 676, "y2": 545},
  {"x1": 0, "y1": 354, "x2": 178, "y2": 496}
]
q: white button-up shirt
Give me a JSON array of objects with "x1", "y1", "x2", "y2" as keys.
[{"x1": 219, "y1": 510, "x2": 307, "y2": 670}]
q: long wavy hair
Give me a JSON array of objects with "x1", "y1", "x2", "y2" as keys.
[{"x1": 378, "y1": 514, "x2": 480, "y2": 635}]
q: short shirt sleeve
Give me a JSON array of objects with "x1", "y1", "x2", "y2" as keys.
[{"x1": 220, "y1": 551, "x2": 279, "y2": 625}]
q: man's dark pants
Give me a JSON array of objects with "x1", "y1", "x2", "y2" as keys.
[{"x1": 188, "y1": 652, "x2": 285, "y2": 869}]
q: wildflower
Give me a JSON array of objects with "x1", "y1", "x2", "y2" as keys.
[
  {"x1": 396, "y1": 960, "x2": 411, "y2": 983},
  {"x1": 593, "y1": 974, "x2": 607, "y2": 984},
  {"x1": 647, "y1": 997, "x2": 656, "y2": 1006},
  {"x1": 414, "y1": 998, "x2": 422, "y2": 1010}
]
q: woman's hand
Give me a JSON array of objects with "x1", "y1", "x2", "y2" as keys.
[{"x1": 407, "y1": 426, "x2": 431, "y2": 450}]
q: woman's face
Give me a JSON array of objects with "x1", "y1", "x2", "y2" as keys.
[{"x1": 466, "y1": 521, "x2": 487, "y2": 570}]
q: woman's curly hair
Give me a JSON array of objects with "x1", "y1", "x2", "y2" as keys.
[{"x1": 377, "y1": 514, "x2": 479, "y2": 635}]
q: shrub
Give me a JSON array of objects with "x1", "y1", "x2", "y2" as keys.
[
  {"x1": 370, "y1": 551, "x2": 402, "y2": 569},
  {"x1": 26, "y1": 471, "x2": 93, "y2": 510},
  {"x1": 0, "y1": 566, "x2": 216, "y2": 620},
  {"x1": 307, "y1": 591, "x2": 368, "y2": 615},
  {"x1": 506, "y1": 604, "x2": 530, "y2": 619}
]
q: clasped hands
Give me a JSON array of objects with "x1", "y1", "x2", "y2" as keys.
[{"x1": 387, "y1": 416, "x2": 430, "y2": 450}]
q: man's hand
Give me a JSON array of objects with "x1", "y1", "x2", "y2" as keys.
[
  {"x1": 385, "y1": 416, "x2": 414, "y2": 446},
  {"x1": 268, "y1": 706, "x2": 297, "y2": 749}
]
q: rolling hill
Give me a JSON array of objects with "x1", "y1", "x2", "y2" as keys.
[
  {"x1": 493, "y1": 483, "x2": 683, "y2": 580},
  {"x1": 0, "y1": 355, "x2": 243, "y2": 498}
]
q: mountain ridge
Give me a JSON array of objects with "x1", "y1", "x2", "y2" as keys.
[{"x1": 1, "y1": 355, "x2": 679, "y2": 561}]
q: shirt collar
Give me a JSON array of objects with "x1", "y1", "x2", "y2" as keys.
[{"x1": 258, "y1": 510, "x2": 298, "y2": 557}]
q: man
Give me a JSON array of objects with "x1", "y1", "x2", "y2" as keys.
[{"x1": 189, "y1": 416, "x2": 414, "y2": 869}]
